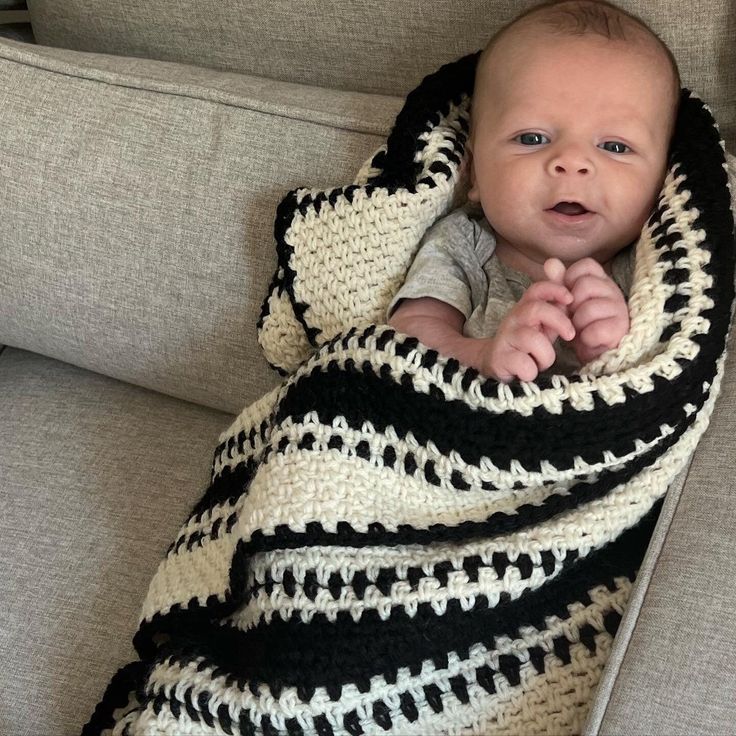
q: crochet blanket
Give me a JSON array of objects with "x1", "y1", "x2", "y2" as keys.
[{"x1": 86, "y1": 54, "x2": 735, "y2": 736}]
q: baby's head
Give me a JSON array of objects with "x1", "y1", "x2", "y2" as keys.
[{"x1": 467, "y1": 0, "x2": 681, "y2": 273}]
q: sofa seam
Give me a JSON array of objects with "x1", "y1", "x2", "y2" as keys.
[{"x1": 0, "y1": 44, "x2": 395, "y2": 137}]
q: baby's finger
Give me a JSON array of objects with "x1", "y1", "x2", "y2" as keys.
[
  {"x1": 544, "y1": 257, "x2": 567, "y2": 285},
  {"x1": 517, "y1": 301, "x2": 576, "y2": 341},
  {"x1": 564, "y1": 257, "x2": 607, "y2": 290},
  {"x1": 522, "y1": 280, "x2": 573, "y2": 308},
  {"x1": 502, "y1": 351, "x2": 539, "y2": 383},
  {"x1": 570, "y1": 297, "x2": 620, "y2": 332},
  {"x1": 508, "y1": 326, "x2": 557, "y2": 372},
  {"x1": 569, "y1": 274, "x2": 621, "y2": 309},
  {"x1": 577, "y1": 316, "x2": 626, "y2": 351}
]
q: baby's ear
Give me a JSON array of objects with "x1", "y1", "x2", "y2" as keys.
[
  {"x1": 464, "y1": 140, "x2": 480, "y2": 203},
  {"x1": 453, "y1": 147, "x2": 474, "y2": 210}
]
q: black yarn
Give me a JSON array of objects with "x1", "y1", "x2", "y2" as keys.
[
  {"x1": 82, "y1": 661, "x2": 148, "y2": 736},
  {"x1": 123, "y1": 501, "x2": 659, "y2": 699}
]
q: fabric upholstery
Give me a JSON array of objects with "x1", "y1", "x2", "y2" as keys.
[
  {"x1": 0, "y1": 38, "x2": 401, "y2": 413},
  {"x1": 26, "y1": 0, "x2": 736, "y2": 150},
  {"x1": 0, "y1": 346, "x2": 234, "y2": 736}
]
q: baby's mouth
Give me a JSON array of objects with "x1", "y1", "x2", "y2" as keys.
[{"x1": 549, "y1": 201, "x2": 591, "y2": 215}]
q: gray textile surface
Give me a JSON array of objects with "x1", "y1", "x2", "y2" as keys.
[
  {"x1": 588, "y1": 318, "x2": 736, "y2": 735},
  {"x1": 0, "y1": 346, "x2": 234, "y2": 736},
  {"x1": 26, "y1": 0, "x2": 736, "y2": 150},
  {"x1": 0, "y1": 38, "x2": 401, "y2": 414}
]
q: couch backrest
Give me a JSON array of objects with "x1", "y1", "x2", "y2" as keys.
[
  {"x1": 0, "y1": 39, "x2": 402, "y2": 413},
  {"x1": 27, "y1": 0, "x2": 736, "y2": 149}
]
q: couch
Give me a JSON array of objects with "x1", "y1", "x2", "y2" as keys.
[{"x1": 1, "y1": 1, "x2": 735, "y2": 734}]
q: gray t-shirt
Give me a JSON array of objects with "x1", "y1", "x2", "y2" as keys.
[{"x1": 387, "y1": 204, "x2": 635, "y2": 375}]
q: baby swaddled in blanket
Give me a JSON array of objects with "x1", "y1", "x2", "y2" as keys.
[
  {"x1": 389, "y1": 1, "x2": 691, "y2": 382},
  {"x1": 86, "y1": 2, "x2": 736, "y2": 735}
]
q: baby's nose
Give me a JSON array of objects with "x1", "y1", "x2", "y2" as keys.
[
  {"x1": 548, "y1": 146, "x2": 593, "y2": 176},
  {"x1": 554, "y1": 162, "x2": 589, "y2": 174}
]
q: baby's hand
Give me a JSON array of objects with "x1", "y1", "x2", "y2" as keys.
[
  {"x1": 482, "y1": 278, "x2": 575, "y2": 382},
  {"x1": 562, "y1": 257, "x2": 630, "y2": 364}
]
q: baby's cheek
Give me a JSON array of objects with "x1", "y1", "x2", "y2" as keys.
[
  {"x1": 479, "y1": 187, "x2": 525, "y2": 233},
  {"x1": 477, "y1": 160, "x2": 521, "y2": 205},
  {"x1": 610, "y1": 169, "x2": 662, "y2": 237}
]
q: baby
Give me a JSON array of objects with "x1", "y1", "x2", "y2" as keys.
[{"x1": 388, "y1": 0, "x2": 681, "y2": 382}]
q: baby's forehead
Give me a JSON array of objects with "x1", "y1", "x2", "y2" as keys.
[
  {"x1": 474, "y1": 25, "x2": 677, "y2": 124},
  {"x1": 481, "y1": 20, "x2": 667, "y2": 78}
]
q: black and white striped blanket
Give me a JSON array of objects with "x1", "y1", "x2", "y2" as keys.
[{"x1": 86, "y1": 54, "x2": 735, "y2": 735}]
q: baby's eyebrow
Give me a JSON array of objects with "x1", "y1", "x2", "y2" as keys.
[
  {"x1": 602, "y1": 119, "x2": 648, "y2": 133},
  {"x1": 599, "y1": 115, "x2": 659, "y2": 138}
]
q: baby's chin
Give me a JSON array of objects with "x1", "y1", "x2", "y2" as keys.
[
  {"x1": 540, "y1": 246, "x2": 630, "y2": 269},
  {"x1": 491, "y1": 214, "x2": 640, "y2": 267},
  {"x1": 536, "y1": 229, "x2": 639, "y2": 264},
  {"x1": 507, "y1": 237, "x2": 634, "y2": 272}
]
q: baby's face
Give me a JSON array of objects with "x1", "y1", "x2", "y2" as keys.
[{"x1": 468, "y1": 30, "x2": 674, "y2": 268}]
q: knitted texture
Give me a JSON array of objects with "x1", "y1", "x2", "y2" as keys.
[
  {"x1": 257, "y1": 54, "x2": 477, "y2": 375},
  {"x1": 86, "y1": 54, "x2": 735, "y2": 736}
]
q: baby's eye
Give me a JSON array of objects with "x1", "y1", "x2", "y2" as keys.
[
  {"x1": 599, "y1": 141, "x2": 631, "y2": 154},
  {"x1": 516, "y1": 132, "x2": 549, "y2": 146}
]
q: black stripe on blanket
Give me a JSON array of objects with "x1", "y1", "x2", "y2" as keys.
[
  {"x1": 138, "y1": 499, "x2": 659, "y2": 695},
  {"x1": 274, "y1": 349, "x2": 705, "y2": 472}
]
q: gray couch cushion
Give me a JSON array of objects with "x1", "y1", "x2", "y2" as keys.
[
  {"x1": 26, "y1": 0, "x2": 736, "y2": 149},
  {"x1": 0, "y1": 345, "x2": 234, "y2": 735},
  {"x1": 0, "y1": 38, "x2": 401, "y2": 413}
]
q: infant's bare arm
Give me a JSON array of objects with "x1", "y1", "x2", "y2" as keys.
[
  {"x1": 388, "y1": 280, "x2": 575, "y2": 383},
  {"x1": 388, "y1": 297, "x2": 487, "y2": 371}
]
